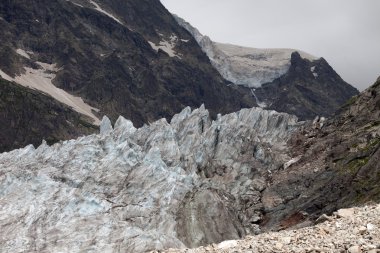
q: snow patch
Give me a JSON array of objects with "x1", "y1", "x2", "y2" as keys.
[
  {"x1": 16, "y1": 49, "x2": 31, "y2": 59},
  {"x1": 0, "y1": 69, "x2": 14, "y2": 82},
  {"x1": 217, "y1": 240, "x2": 238, "y2": 249},
  {"x1": 0, "y1": 63, "x2": 100, "y2": 125},
  {"x1": 284, "y1": 156, "x2": 301, "y2": 169},
  {"x1": 148, "y1": 34, "x2": 181, "y2": 58},
  {"x1": 89, "y1": 0, "x2": 122, "y2": 25},
  {"x1": 311, "y1": 66, "x2": 318, "y2": 78},
  {"x1": 65, "y1": 0, "x2": 83, "y2": 7},
  {"x1": 250, "y1": 88, "x2": 267, "y2": 108},
  {"x1": 73, "y1": 2, "x2": 84, "y2": 8}
]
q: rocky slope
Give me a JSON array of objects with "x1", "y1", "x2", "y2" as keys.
[
  {"x1": 0, "y1": 105, "x2": 298, "y2": 252},
  {"x1": 259, "y1": 77, "x2": 380, "y2": 232},
  {"x1": 0, "y1": 77, "x2": 97, "y2": 153},
  {"x1": 157, "y1": 204, "x2": 380, "y2": 253},
  {"x1": 0, "y1": 0, "x2": 255, "y2": 151},
  {"x1": 175, "y1": 15, "x2": 359, "y2": 119}
]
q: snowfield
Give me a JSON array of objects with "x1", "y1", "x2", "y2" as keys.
[{"x1": 0, "y1": 60, "x2": 100, "y2": 125}]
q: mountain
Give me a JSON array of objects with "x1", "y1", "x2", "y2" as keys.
[
  {"x1": 0, "y1": 0, "x2": 362, "y2": 152},
  {"x1": 0, "y1": 0, "x2": 255, "y2": 151},
  {"x1": 174, "y1": 15, "x2": 359, "y2": 120},
  {"x1": 0, "y1": 77, "x2": 378, "y2": 252},
  {"x1": 0, "y1": 0, "x2": 377, "y2": 251},
  {"x1": 255, "y1": 52, "x2": 360, "y2": 120}
]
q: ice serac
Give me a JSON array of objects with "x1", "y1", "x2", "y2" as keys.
[{"x1": 0, "y1": 106, "x2": 298, "y2": 252}]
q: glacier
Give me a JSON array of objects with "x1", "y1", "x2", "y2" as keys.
[
  {"x1": 174, "y1": 15, "x2": 317, "y2": 88},
  {"x1": 0, "y1": 106, "x2": 298, "y2": 252}
]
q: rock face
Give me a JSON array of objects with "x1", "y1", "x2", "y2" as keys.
[
  {"x1": 257, "y1": 77, "x2": 380, "y2": 231},
  {"x1": 175, "y1": 15, "x2": 359, "y2": 120},
  {"x1": 0, "y1": 0, "x2": 255, "y2": 151},
  {"x1": 0, "y1": 105, "x2": 298, "y2": 252},
  {"x1": 0, "y1": 77, "x2": 97, "y2": 153},
  {"x1": 255, "y1": 52, "x2": 360, "y2": 120}
]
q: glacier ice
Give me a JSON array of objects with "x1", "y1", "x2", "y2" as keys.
[
  {"x1": 174, "y1": 15, "x2": 318, "y2": 88},
  {"x1": 0, "y1": 106, "x2": 298, "y2": 252}
]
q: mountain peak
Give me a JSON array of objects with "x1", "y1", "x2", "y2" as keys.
[{"x1": 175, "y1": 15, "x2": 358, "y2": 120}]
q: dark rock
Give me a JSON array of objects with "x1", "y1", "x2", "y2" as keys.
[
  {"x1": 0, "y1": 78, "x2": 97, "y2": 153},
  {"x1": 0, "y1": 0, "x2": 255, "y2": 152},
  {"x1": 261, "y1": 77, "x2": 380, "y2": 231},
  {"x1": 255, "y1": 52, "x2": 359, "y2": 120}
]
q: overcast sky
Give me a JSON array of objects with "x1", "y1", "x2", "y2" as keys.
[{"x1": 161, "y1": 0, "x2": 380, "y2": 90}]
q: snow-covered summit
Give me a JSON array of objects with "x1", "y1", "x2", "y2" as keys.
[{"x1": 174, "y1": 15, "x2": 318, "y2": 88}]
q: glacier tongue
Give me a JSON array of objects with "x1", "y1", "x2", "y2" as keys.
[{"x1": 0, "y1": 106, "x2": 298, "y2": 252}]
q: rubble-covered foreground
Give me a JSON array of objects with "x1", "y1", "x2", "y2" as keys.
[{"x1": 156, "y1": 204, "x2": 380, "y2": 253}]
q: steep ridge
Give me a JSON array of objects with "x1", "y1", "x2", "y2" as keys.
[
  {"x1": 0, "y1": 0, "x2": 255, "y2": 131},
  {"x1": 0, "y1": 77, "x2": 97, "y2": 153},
  {"x1": 255, "y1": 52, "x2": 360, "y2": 120},
  {"x1": 257, "y1": 77, "x2": 380, "y2": 231},
  {"x1": 175, "y1": 15, "x2": 359, "y2": 120},
  {"x1": 0, "y1": 106, "x2": 298, "y2": 252}
]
